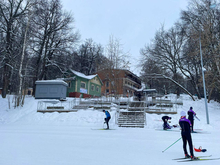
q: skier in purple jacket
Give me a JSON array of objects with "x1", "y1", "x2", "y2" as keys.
[
  {"x1": 188, "y1": 107, "x2": 196, "y2": 132},
  {"x1": 161, "y1": 116, "x2": 172, "y2": 130},
  {"x1": 179, "y1": 111, "x2": 198, "y2": 160}
]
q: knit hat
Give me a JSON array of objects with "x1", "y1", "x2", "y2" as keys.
[
  {"x1": 180, "y1": 111, "x2": 186, "y2": 117},
  {"x1": 190, "y1": 107, "x2": 193, "y2": 110}
]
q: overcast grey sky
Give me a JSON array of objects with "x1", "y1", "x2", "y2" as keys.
[{"x1": 62, "y1": 0, "x2": 189, "y2": 76}]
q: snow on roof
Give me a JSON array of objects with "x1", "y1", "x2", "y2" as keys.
[
  {"x1": 35, "y1": 80, "x2": 68, "y2": 86},
  {"x1": 69, "y1": 69, "x2": 97, "y2": 80},
  {"x1": 136, "y1": 88, "x2": 157, "y2": 93},
  {"x1": 57, "y1": 77, "x2": 75, "y2": 81},
  {"x1": 143, "y1": 89, "x2": 157, "y2": 92}
]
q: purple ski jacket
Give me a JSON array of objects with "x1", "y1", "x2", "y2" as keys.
[
  {"x1": 188, "y1": 109, "x2": 196, "y2": 121},
  {"x1": 179, "y1": 117, "x2": 192, "y2": 133}
]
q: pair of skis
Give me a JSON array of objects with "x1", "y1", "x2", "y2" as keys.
[
  {"x1": 173, "y1": 155, "x2": 220, "y2": 162},
  {"x1": 155, "y1": 128, "x2": 208, "y2": 134},
  {"x1": 91, "y1": 128, "x2": 116, "y2": 130}
]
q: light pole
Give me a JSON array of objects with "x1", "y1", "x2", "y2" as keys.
[
  {"x1": 199, "y1": 30, "x2": 209, "y2": 124},
  {"x1": 196, "y1": 3, "x2": 219, "y2": 125},
  {"x1": 199, "y1": 3, "x2": 220, "y2": 124}
]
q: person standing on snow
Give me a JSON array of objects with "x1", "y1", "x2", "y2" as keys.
[
  {"x1": 161, "y1": 116, "x2": 172, "y2": 130},
  {"x1": 188, "y1": 107, "x2": 196, "y2": 132},
  {"x1": 179, "y1": 111, "x2": 198, "y2": 160},
  {"x1": 103, "y1": 110, "x2": 111, "y2": 129}
]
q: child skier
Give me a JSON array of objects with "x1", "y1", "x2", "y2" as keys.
[
  {"x1": 103, "y1": 110, "x2": 111, "y2": 129},
  {"x1": 161, "y1": 116, "x2": 172, "y2": 130}
]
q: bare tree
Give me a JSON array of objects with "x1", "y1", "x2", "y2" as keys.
[
  {"x1": 0, "y1": 0, "x2": 32, "y2": 98},
  {"x1": 74, "y1": 39, "x2": 105, "y2": 75},
  {"x1": 140, "y1": 58, "x2": 172, "y2": 93},
  {"x1": 139, "y1": 0, "x2": 220, "y2": 101},
  {"x1": 102, "y1": 35, "x2": 130, "y2": 97},
  {"x1": 30, "y1": 0, "x2": 78, "y2": 78},
  {"x1": 140, "y1": 24, "x2": 187, "y2": 96},
  {"x1": 29, "y1": 0, "x2": 79, "y2": 95},
  {"x1": 180, "y1": 0, "x2": 220, "y2": 101},
  {"x1": 105, "y1": 35, "x2": 130, "y2": 70}
]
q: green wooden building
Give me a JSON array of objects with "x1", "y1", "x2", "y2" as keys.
[{"x1": 64, "y1": 69, "x2": 103, "y2": 98}]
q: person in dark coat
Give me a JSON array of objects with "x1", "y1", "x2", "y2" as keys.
[
  {"x1": 179, "y1": 111, "x2": 198, "y2": 160},
  {"x1": 188, "y1": 107, "x2": 196, "y2": 132},
  {"x1": 162, "y1": 116, "x2": 172, "y2": 130},
  {"x1": 103, "y1": 110, "x2": 111, "y2": 129}
]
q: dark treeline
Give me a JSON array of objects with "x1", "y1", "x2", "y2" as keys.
[
  {"x1": 140, "y1": 0, "x2": 220, "y2": 102},
  {"x1": 0, "y1": 0, "x2": 111, "y2": 102},
  {"x1": 1, "y1": 0, "x2": 219, "y2": 103},
  {"x1": 0, "y1": 0, "x2": 128, "y2": 105}
]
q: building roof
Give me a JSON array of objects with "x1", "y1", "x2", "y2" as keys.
[
  {"x1": 35, "y1": 80, "x2": 68, "y2": 86},
  {"x1": 68, "y1": 69, "x2": 103, "y2": 85},
  {"x1": 57, "y1": 77, "x2": 76, "y2": 81},
  {"x1": 69, "y1": 69, "x2": 97, "y2": 80},
  {"x1": 97, "y1": 68, "x2": 141, "y2": 81}
]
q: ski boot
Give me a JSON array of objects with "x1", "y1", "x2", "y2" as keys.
[
  {"x1": 191, "y1": 156, "x2": 199, "y2": 160},
  {"x1": 185, "y1": 154, "x2": 190, "y2": 158}
]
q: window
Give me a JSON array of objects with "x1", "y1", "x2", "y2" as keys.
[
  {"x1": 96, "y1": 86, "x2": 99, "y2": 92},
  {"x1": 106, "y1": 89, "x2": 109, "y2": 93},
  {"x1": 106, "y1": 81, "x2": 109, "y2": 87},
  {"x1": 68, "y1": 82, "x2": 71, "y2": 88},
  {"x1": 91, "y1": 85, "x2": 95, "y2": 91},
  {"x1": 81, "y1": 81, "x2": 86, "y2": 88}
]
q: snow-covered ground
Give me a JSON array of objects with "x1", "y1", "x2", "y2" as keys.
[{"x1": 0, "y1": 94, "x2": 220, "y2": 165}]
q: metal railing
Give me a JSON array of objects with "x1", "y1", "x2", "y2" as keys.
[{"x1": 37, "y1": 99, "x2": 79, "y2": 112}]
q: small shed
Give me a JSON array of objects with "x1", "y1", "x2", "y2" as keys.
[{"x1": 35, "y1": 80, "x2": 68, "y2": 99}]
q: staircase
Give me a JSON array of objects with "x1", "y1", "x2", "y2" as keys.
[
  {"x1": 128, "y1": 101, "x2": 146, "y2": 111},
  {"x1": 118, "y1": 111, "x2": 145, "y2": 128},
  {"x1": 117, "y1": 101, "x2": 146, "y2": 128},
  {"x1": 72, "y1": 101, "x2": 92, "y2": 110}
]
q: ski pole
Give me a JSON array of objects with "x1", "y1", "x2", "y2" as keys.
[
  {"x1": 162, "y1": 137, "x2": 182, "y2": 153},
  {"x1": 103, "y1": 121, "x2": 105, "y2": 129},
  {"x1": 194, "y1": 115, "x2": 200, "y2": 121}
]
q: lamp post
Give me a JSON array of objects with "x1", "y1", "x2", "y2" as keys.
[
  {"x1": 196, "y1": 3, "x2": 219, "y2": 124},
  {"x1": 199, "y1": 30, "x2": 209, "y2": 124},
  {"x1": 199, "y1": 3, "x2": 220, "y2": 124}
]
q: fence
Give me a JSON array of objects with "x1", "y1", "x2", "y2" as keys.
[{"x1": 37, "y1": 99, "x2": 79, "y2": 112}]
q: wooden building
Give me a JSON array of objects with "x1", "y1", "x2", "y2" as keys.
[
  {"x1": 63, "y1": 69, "x2": 103, "y2": 98},
  {"x1": 96, "y1": 69, "x2": 142, "y2": 97}
]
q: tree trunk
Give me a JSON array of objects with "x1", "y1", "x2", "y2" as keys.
[{"x1": 2, "y1": 65, "x2": 10, "y2": 98}]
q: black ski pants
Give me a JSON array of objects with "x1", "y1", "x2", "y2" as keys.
[
  {"x1": 189, "y1": 119, "x2": 194, "y2": 132},
  {"x1": 105, "y1": 117, "x2": 111, "y2": 129},
  {"x1": 181, "y1": 132, "x2": 194, "y2": 157}
]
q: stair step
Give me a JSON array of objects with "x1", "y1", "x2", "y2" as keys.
[
  {"x1": 119, "y1": 124, "x2": 144, "y2": 126},
  {"x1": 119, "y1": 119, "x2": 144, "y2": 120},
  {"x1": 117, "y1": 110, "x2": 146, "y2": 128},
  {"x1": 118, "y1": 120, "x2": 144, "y2": 122},
  {"x1": 119, "y1": 124, "x2": 144, "y2": 128}
]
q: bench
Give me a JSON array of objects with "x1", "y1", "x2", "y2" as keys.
[{"x1": 47, "y1": 106, "x2": 64, "y2": 109}]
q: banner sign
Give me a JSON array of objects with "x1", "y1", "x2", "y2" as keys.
[{"x1": 80, "y1": 88, "x2": 87, "y2": 94}]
